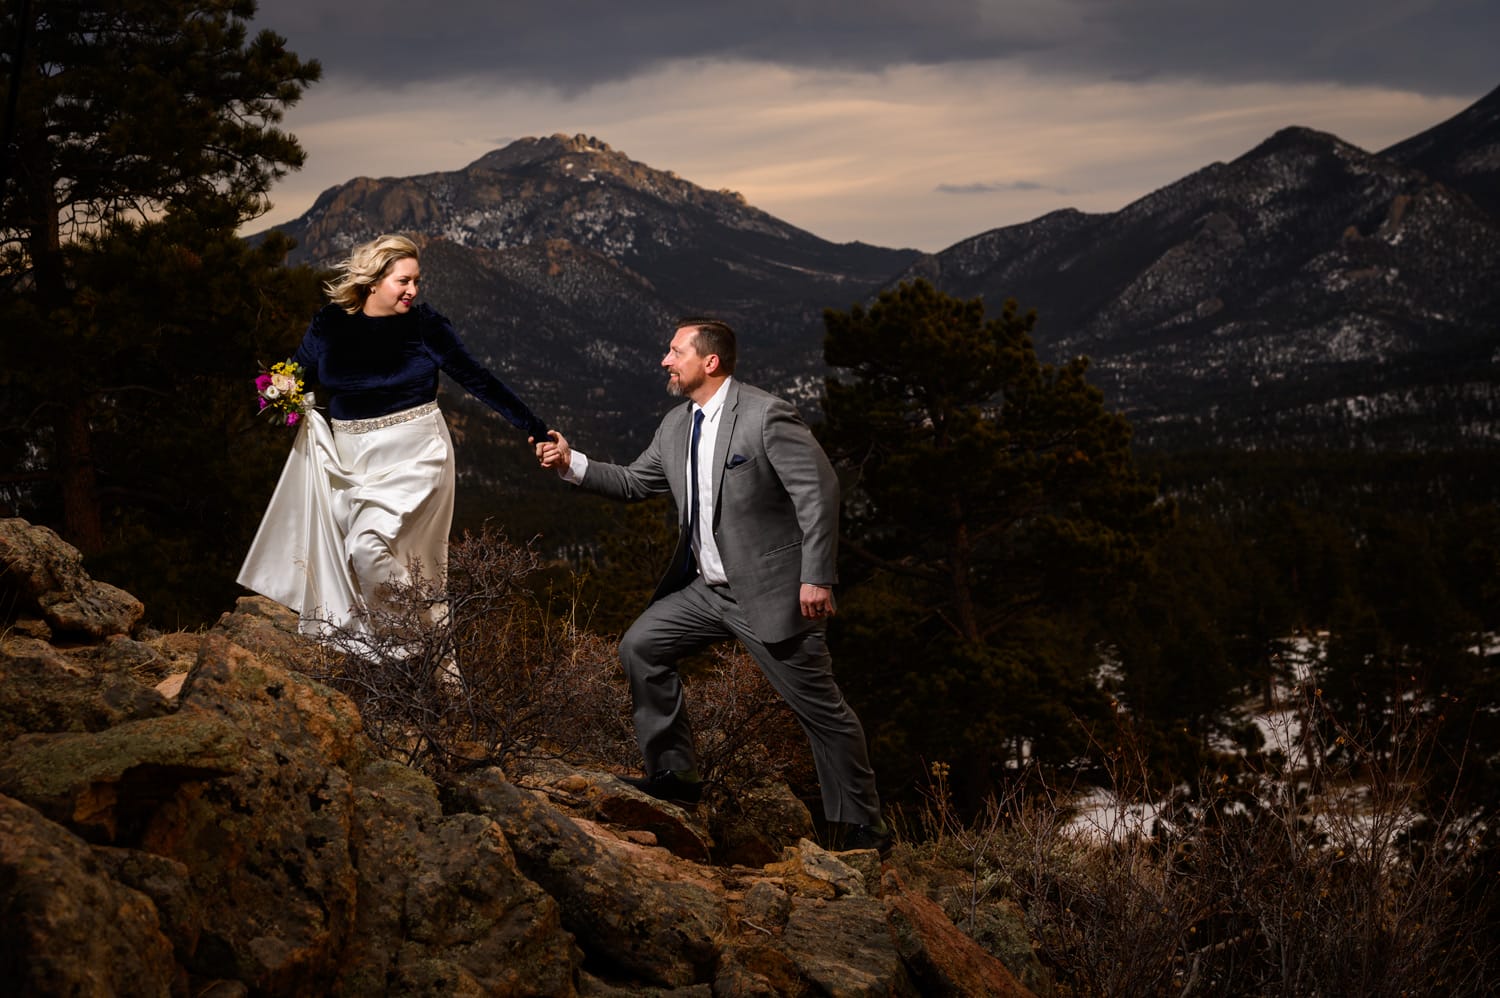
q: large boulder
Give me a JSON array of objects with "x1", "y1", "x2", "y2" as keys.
[
  {"x1": 514, "y1": 758, "x2": 716, "y2": 863},
  {"x1": 0, "y1": 518, "x2": 143, "y2": 638},
  {"x1": 135, "y1": 636, "x2": 366, "y2": 993},
  {"x1": 708, "y1": 779, "x2": 819, "y2": 867},
  {"x1": 779, "y1": 895, "x2": 916, "y2": 996},
  {"x1": 212, "y1": 594, "x2": 320, "y2": 667},
  {"x1": 450, "y1": 768, "x2": 727, "y2": 989},
  {"x1": 0, "y1": 793, "x2": 176, "y2": 996},
  {"x1": 0, "y1": 707, "x2": 246, "y2": 840},
  {"x1": 883, "y1": 869, "x2": 1035, "y2": 997},
  {"x1": 0, "y1": 634, "x2": 171, "y2": 742},
  {"x1": 338, "y1": 759, "x2": 579, "y2": 996}
]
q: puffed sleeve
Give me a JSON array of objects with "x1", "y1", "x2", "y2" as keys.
[
  {"x1": 419, "y1": 306, "x2": 549, "y2": 439},
  {"x1": 291, "y1": 305, "x2": 332, "y2": 375}
]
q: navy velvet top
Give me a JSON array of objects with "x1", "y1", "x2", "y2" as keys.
[{"x1": 292, "y1": 303, "x2": 548, "y2": 440}]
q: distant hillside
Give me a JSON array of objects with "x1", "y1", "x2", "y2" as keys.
[
  {"x1": 256, "y1": 88, "x2": 1500, "y2": 465},
  {"x1": 897, "y1": 112, "x2": 1500, "y2": 449},
  {"x1": 271, "y1": 133, "x2": 917, "y2": 432}
]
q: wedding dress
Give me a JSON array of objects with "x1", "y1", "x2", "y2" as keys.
[
  {"x1": 237, "y1": 402, "x2": 454, "y2": 638},
  {"x1": 236, "y1": 302, "x2": 547, "y2": 639}
]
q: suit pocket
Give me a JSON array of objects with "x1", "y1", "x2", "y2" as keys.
[{"x1": 726, "y1": 453, "x2": 758, "y2": 472}]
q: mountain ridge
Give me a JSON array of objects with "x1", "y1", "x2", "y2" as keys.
[
  {"x1": 256, "y1": 87, "x2": 1500, "y2": 457},
  {"x1": 1381, "y1": 82, "x2": 1500, "y2": 220},
  {"x1": 889, "y1": 112, "x2": 1500, "y2": 448}
]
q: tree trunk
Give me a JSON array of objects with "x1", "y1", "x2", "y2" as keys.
[
  {"x1": 949, "y1": 507, "x2": 981, "y2": 643},
  {"x1": 57, "y1": 398, "x2": 104, "y2": 554},
  {"x1": 28, "y1": 169, "x2": 105, "y2": 554}
]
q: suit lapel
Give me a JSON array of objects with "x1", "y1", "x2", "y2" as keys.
[
  {"x1": 710, "y1": 381, "x2": 740, "y2": 522},
  {"x1": 664, "y1": 401, "x2": 694, "y2": 525}
]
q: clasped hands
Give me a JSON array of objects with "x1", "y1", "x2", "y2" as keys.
[{"x1": 530, "y1": 430, "x2": 571, "y2": 470}]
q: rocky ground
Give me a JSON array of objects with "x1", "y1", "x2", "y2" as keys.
[{"x1": 0, "y1": 518, "x2": 1036, "y2": 997}]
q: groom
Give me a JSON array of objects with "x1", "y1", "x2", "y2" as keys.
[{"x1": 534, "y1": 318, "x2": 888, "y2": 851}]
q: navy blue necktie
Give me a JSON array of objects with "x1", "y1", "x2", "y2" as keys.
[{"x1": 687, "y1": 408, "x2": 705, "y2": 570}]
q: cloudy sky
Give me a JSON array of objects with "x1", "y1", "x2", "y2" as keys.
[{"x1": 249, "y1": 0, "x2": 1498, "y2": 252}]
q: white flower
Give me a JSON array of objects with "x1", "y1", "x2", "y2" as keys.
[
  {"x1": 270, "y1": 372, "x2": 297, "y2": 394},
  {"x1": 264, "y1": 385, "x2": 282, "y2": 400}
]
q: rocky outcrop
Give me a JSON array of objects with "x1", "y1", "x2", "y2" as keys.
[
  {"x1": 0, "y1": 519, "x2": 1035, "y2": 996},
  {"x1": 0, "y1": 792, "x2": 177, "y2": 996},
  {"x1": 0, "y1": 518, "x2": 143, "y2": 639}
]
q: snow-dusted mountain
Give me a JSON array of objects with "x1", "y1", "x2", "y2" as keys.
[
  {"x1": 257, "y1": 86, "x2": 1500, "y2": 456},
  {"x1": 265, "y1": 134, "x2": 917, "y2": 464},
  {"x1": 897, "y1": 87, "x2": 1500, "y2": 449}
]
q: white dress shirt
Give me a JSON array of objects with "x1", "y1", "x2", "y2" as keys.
[
  {"x1": 688, "y1": 379, "x2": 730, "y2": 585},
  {"x1": 561, "y1": 378, "x2": 733, "y2": 585}
]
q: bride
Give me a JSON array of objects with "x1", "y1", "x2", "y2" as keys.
[{"x1": 237, "y1": 234, "x2": 549, "y2": 643}]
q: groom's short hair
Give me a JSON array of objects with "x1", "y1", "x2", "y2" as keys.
[{"x1": 677, "y1": 318, "x2": 737, "y2": 375}]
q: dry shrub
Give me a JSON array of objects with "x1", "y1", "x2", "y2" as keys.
[
  {"x1": 310, "y1": 526, "x2": 633, "y2": 773},
  {"x1": 680, "y1": 642, "x2": 815, "y2": 798},
  {"x1": 1172, "y1": 686, "x2": 1494, "y2": 997},
  {"x1": 308, "y1": 526, "x2": 815, "y2": 798},
  {"x1": 907, "y1": 690, "x2": 1497, "y2": 997}
]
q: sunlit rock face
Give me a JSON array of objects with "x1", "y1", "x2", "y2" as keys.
[{"x1": 0, "y1": 518, "x2": 1036, "y2": 996}]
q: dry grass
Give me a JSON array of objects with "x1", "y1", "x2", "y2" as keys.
[
  {"x1": 308, "y1": 526, "x2": 812, "y2": 799},
  {"x1": 900, "y1": 689, "x2": 1498, "y2": 997}
]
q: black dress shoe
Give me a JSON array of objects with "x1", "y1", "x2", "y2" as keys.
[
  {"x1": 844, "y1": 823, "x2": 893, "y2": 856},
  {"x1": 621, "y1": 770, "x2": 703, "y2": 805}
]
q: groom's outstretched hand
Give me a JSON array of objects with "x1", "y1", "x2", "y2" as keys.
[{"x1": 530, "y1": 429, "x2": 572, "y2": 470}]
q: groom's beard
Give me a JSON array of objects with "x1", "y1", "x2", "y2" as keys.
[{"x1": 668, "y1": 372, "x2": 700, "y2": 397}]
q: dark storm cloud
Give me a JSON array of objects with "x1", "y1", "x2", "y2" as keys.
[
  {"x1": 252, "y1": 0, "x2": 1498, "y2": 97},
  {"x1": 251, "y1": 0, "x2": 1043, "y2": 90},
  {"x1": 1059, "y1": 0, "x2": 1498, "y2": 96}
]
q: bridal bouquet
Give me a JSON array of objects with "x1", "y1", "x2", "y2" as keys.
[{"x1": 255, "y1": 360, "x2": 311, "y2": 426}]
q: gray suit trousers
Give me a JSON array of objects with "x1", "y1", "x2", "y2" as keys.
[{"x1": 619, "y1": 575, "x2": 881, "y2": 825}]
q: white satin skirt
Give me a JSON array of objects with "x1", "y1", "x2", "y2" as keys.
[{"x1": 236, "y1": 402, "x2": 455, "y2": 638}]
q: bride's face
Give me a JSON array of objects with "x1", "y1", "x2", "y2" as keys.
[{"x1": 363, "y1": 257, "x2": 421, "y2": 317}]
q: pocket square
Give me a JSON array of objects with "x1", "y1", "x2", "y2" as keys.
[{"x1": 727, "y1": 454, "x2": 749, "y2": 468}]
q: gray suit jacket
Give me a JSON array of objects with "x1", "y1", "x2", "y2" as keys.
[{"x1": 581, "y1": 380, "x2": 839, "y2": 644}]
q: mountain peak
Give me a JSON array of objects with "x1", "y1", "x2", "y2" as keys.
[
  {"x1": 1246, "y1": 125, "x2": 1348, "y2": 158},
  {"x1": 469, "y1": 133, "x2": 618, "y2": 171}
]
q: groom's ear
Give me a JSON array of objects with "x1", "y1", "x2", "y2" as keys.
[{"x1": 703, "y1": 353, "x2": 721, "y2": 375}]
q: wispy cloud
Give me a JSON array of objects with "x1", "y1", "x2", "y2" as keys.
[{"x1": 936, "y1": 180, "x2": 1065, "y2": 195}]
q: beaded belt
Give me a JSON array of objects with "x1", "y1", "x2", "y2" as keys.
[{"x1": 330, "y1": 400, "x2": 440, "y2": 434}]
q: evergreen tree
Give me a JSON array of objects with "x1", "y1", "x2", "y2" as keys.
[
  {"x1": 820, "y1": 279, "x2": 1171, "y2": 799},
  {"x1": 0, "y1": 207, "x2": 324, "y2": 624},
  {"x1": 0, "y1": 0, "x2": 319, "y2": 552},
  {"x1": 575, "y1": 498, "x2": 678, "y2": 637}
]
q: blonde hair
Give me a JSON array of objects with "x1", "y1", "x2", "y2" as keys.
[{"x1": 325, "y1": 234, "x2": 420, "y2": 313}]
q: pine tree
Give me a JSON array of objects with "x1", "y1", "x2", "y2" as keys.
[
  {"x1": 0, "y1": 0, "x2": 319, "y2": 552},
  {"x1": 0, "y1": 207, "x2": 324, "y2": 624},
  {"x1": 820, "y1": 279, "x2": 1171, "y2": 797}
]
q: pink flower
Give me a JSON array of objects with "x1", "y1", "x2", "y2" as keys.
[
  {"x1": 258, "y1": 397, "x2": 269, "y2": 411},
  {"x1": 255, "y1": 373, "x2": 273, "y2": 390},
  {"x1": 286, "y1": 411, "x2": 301, "y2": 426}
]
